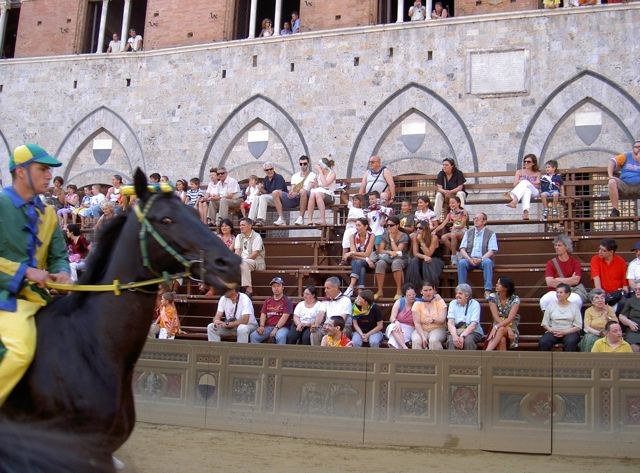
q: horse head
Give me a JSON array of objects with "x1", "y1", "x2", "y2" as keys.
[{"x1": 131, "y1": 168, "x2": 241, "y2": 291}]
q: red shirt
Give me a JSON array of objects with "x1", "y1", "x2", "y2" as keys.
[
  {"x1": 260, "y1": 296, "x2": 292, "y2": 327},
  {"x1": 590, "y1": 254, "x2": 627, "y2": 293},
  {"x1": 545, "y1": 256, "x2": 582, "y2": 291}
]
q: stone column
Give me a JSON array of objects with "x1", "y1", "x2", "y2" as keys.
[
  {"x1": 396, "y1": 0, "x2": 404, "y2": 23},
  {"x1": 0, "y1": 1, "x2": 9, "y2": 58},
  {"x1": 96, "y1": 0, "x2": 110, "y2": 53},
  {"x1": 425, "y1": 0, "x2": 433, "y2": 19},
  {"x1": 273, "y1": 0, "x2": 283, "y2": 36},
  {"x1": 248, "y1": 0, "x2": 257, "y2": 39},
  {"x1": 120, "y1": 0, "x2": 132, "y2": 47}
]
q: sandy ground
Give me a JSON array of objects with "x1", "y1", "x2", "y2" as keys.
[{"x1": 116, "y1": 423, "x2": 640, "y2": 473}]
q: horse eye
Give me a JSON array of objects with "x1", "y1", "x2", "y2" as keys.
[{"x1": 161, "y1": 217, "x2": 173, "y2": 224}]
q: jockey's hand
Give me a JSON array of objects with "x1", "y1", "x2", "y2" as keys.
[
  {"x1": 26, "y1": 267, "x2": 50, "y2": 288},
  {"x1": 51, "y1": 272, "x2": 72, "y2": 285}
]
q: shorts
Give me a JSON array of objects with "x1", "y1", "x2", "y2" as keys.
[
  {"x1": 540, "y1": 190, "x2": 560, "y2": 196},
  {"x1": 280, "y1": 193, "x2": 301, "y2": 209},
  {"x1": 611, "y1": 177, "x2": 640, "y2": 196}
]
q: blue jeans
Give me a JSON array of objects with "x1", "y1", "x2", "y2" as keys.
[
  {"x1": 351, "y1": 331, "x2": 383, "y2": 348},
  {"x1": 350, "y1": 259, "x2": 370, "y2": 286},
  {"x1": 457, "y1": 258, "x2": 494, "y2": 290},
  {"x1": 249, "y1": 326, "x2": 289, "y2": 344}
]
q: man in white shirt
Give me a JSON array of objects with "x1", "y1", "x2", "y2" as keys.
[
  {"x1": 207, "y1": 167, "x2": 242, "y2": 224},
  {"x1": 207, "y1": 288, "x2": 257, "y2": 343},
  {"x1": 234, "y1": 218, "x2": 266, "y2": 297},
  {"x1": 316, "y1": 276, "x2": 354, "y2": 344},
  {"x1": 107, "y1": 33, "x2": 123, "y2": 53},
  {"x1": 409, "y1": 1, "x2": 426, "y2": 21},
  {"x1": 627, "y1": 242, "x2": 640, "y2": 290},
  {"x1": 125, "y1": 29, "x2": 143, "y2": 52}
]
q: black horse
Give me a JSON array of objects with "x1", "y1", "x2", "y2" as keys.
[{"x1": 0, "y1": 169, "x2": 240, "y2": 471}]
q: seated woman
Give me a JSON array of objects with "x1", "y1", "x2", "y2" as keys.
[
  {"x1": 217, "y1": 218, "x2": 235, "y2": 251},
  {"x1": 94, "y1": 200, "x2": 116, "y2": 231},
  {"x1": 65, "y1": 223, "x2": 90, "y2": 283},
  {"x1": 485, "y1": 277, "x2": 520, "y2": 351},
  {"x1": 579, "y1": 288, "x2": 618, "y2": 352},
  {"x1": 343, "y1": 217, "x2": 375, "y2": 297},
  {"x1": 432, "y1": 196, "x2": 468, "y2": 265},
  {"x1": 619, "y1": 284, "x2": 640, "y2": 352},
  {"x1": 433, "y1": 157, "x2": 465, "y2": 218},
  {"x1": 386, "y1": 283, "x2": 418, "y2": 349},
  {"x1": 591, "y1": 320, "x2": 633, "y2": 353},
  {"x1": 411, "y1": 281, "x2": 447, "y2": 350},
  {"x1": 405, "y1": 220, "x2": 444, "y2": 290},
  {"x1": 374, "y1": 216, "x2": 409, "y2": 300},
  {"x1": 446, "y1": 283, "x2": 483, "y2": 350},
  {"x1": 306, "y1": 157, "x2": 336, "y2": 226},
  {"x1": 57, "y1": 184, "x2": 79, "y2": 226},
  {"x1": 538, "y1": 283, "x2": 582, "y2": 351},
  {"x1": 505, "y1": 153, "x2": 541, "y2": 220},
  {"x1": 351, "y1": 289, "x2": 384, "y2": 348},
  {"x1": 287, "y1": 285, "x2": 326, "y2": 346}
]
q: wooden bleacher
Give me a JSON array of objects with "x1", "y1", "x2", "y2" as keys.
[{"x1": 166, "y1": 166, "x2": 638, "y2": 348}]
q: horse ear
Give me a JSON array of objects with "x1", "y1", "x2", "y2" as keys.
[{"x1": 134, "y1": 168, "x2": 150, "y2": 201}]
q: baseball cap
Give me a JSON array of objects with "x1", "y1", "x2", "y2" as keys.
[
  {"x1": 270, "y1": 277, "x2": 284, "y2": 285},
  {"x1": 632, "y1": 242, "x2": 640, "y2": 251},
  {"x1": 9, "y1": 144, "x2": 62, "y2": 171}
]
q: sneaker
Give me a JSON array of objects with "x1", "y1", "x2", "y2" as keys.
[
  {"x1": 343, "y1": 286, "x2": 354, "y2": 297},
  {"x1": 254, "y1": 219, "x2": 264, "y2": 226},
  {"x1": 294, "y1": 216, "x2": 304, "y2": 225},
  {"x1": 610, "y1": 208, "x2": 620, "y2": 217},
  {"x1": 484, "y1": 290, "x2": 492, "y2": 300},
  {"x1": 274, "y1": 216, "x2": 286, "y2": 226},
  {"x1": 541, "y1": 209, "x2": 548, "y2": 222}
]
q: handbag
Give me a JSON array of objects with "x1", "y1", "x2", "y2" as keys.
[
  {"x1": 551, "y1": 258, "x2": 589, "y2": 304},
  {"x1": 604, "y1": 289, "x2": 624, "y2": 306}
]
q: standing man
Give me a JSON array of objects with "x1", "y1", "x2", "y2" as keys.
[
  {"x1": 234, "y1": 218, "x2": 265, "y2": 298},
  {"x1": 291, "y1": 11, "x2": 300, "y2": 33},
  {"x1": 409, "y1": 1, "x2": 427, "y2": 21},
  {"x1": 125, "y1": 28, "x2": 143, "y2": 52},
  {"x1": 358, "y1": 155, "x2": 395, "y2": 202},
  {"x1": 207, "y1": 287, "x2": 256, "y2": 343},
  {"x1": 608, "y1": 140, "x2": 640, "y2": 217},
  {"x1": 207, "y1": 167, "x2": 242, "y2": 225},
  {"x1": 107, "y1": 33, "x2": 123, "y2": 53},
  {"x1": 250, "y1": 277, "x2": 292, "y2": 344},
  {"x1": 272, "y1": 155, "x2": 316, "y2": 226},
  {"x1": 0, "y1": 144, "x2": 71, "y2": 405},
  {"x1": 250, "y1": 161, "x2": 288, "y2": 226},
  {"x1": 457, "y1": 212, "x2": 498, "y2": 299}
]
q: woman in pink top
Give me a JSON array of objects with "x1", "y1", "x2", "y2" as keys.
[{"x1": 505, "y1": 153, "x2": 541, "y2": 220}]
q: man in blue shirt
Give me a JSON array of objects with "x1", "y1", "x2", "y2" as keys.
[{"x1": 608, "y1": 140, "x2": 640, "y2": 217}]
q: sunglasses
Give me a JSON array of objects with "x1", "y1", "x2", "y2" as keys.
[
  {"x1": 264, "y1": 168, "x2": 274, "y2": 172},
  {"x1": 416, "y1": 226, "x2": 424, "y2": 230},
  {"x1": 386, "y1": 223, "x2": 397, "y2": 228},
  {"x1": 524, "y1": 160, "x2": 533, "y2": 164},
  {"x1": 299, "y1": 162, "x2": 308, "y2": 166},
  {"x1": 216, "y1": 172, "x2": 226, "y2": 176}
]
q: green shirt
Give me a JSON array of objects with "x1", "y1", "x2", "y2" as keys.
[{"x1": 0, "y1": 187, "x2": 69, "y2": 311}]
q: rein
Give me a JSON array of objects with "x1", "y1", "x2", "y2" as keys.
[{"x1": 45, "y1": 192, "x2": 199, "y2": 295}]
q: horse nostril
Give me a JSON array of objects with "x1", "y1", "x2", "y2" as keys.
[{"x1": 214, "y1": 257, "x2": 227, "y2": 268}]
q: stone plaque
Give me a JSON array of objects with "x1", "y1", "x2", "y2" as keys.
[{"x1": 468, "y1": 49, "x2": 528, "y2": 96}]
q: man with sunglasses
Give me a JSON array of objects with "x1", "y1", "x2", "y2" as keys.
[
  {"x1": 249, "y1": 161, "x2": 288, "y2": 226},
  {"x1": 272, "y1": 155, "x2": 316, "y2": 226},
  {"x1": 207, "y1": 166, "x2": 242, "y2": 225}
]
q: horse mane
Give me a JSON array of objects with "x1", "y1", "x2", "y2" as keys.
[{"x1": 79, "y1": 211, "x2": 129, "y2": 285}]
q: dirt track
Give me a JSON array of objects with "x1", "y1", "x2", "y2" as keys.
[{"x1": 116, "y1": 423, "x2": 640, "y2": 473}]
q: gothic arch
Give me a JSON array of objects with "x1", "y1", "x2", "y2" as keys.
[
  {"x1": 56, "y1": 106, "x2": 145, "y2": 184},
  {"x1": 201, "y1": 94, "x2": 309, "y2": 179},
  {"x1": 0, "y1": 130, "x2": 10, "y2": 188},
  {"x1": 519, "y1": 70, "x2": 640, "y2": 166},
  {"x1": 348, "y1": 82, "x2": 478, "y2": 178}
]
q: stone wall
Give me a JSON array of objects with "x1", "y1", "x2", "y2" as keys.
[
  {"x1": 0, "y1": 6, "x2": 638, "y2": 192},
  {"x1": 134, "y1": 340, "x2": 640, "y2": 457}
]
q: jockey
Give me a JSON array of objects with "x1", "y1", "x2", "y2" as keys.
[{"x1": 0, "y1": 144, "x2": 70, "y2": 405}]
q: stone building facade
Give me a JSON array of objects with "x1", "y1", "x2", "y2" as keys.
[
  {"x1": 0, "y1": 6, "x2": 638, "y2": 193},
  {"x1": 2, "y1": 0, "x2": 543, "y2": 58}
]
